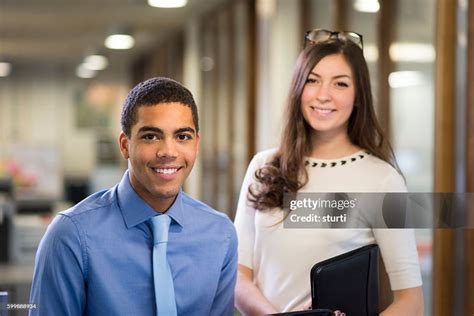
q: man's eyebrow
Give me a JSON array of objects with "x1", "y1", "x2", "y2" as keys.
[
  {"x1": 137, "y1": 126, "x2": 163, "y2": 134},
  {"x1": 136, "y1": 126, "x2": 196, "y2": 135},
  {"x1": 175, "y1": 127, "x2": 196, "y2": 135}
]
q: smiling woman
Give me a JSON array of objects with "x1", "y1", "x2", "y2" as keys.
[
  {"x1": 234, "y1": 33, "x2": 424, "y2": 315},
  {"x1": 300, "y1": 54, "x2": 356, "y2": 149}
]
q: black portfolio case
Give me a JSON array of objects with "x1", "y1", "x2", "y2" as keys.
[
  {"x1": 310, "y1": 244, "x2": 379, "y2": 316},
  {"x1": 270, "y1": 309, "x2": 334, "y2": 316}
]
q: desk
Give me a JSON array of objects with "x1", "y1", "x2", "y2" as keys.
[{"x1": 0, "y1": 264, "x2": 34, "y2": 285}]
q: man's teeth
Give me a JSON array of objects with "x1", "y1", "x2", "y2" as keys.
[{"x1": 154, "y1": 168, "x2": 178, "y2": 174}]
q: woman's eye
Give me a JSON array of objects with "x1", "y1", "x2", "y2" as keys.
[
  {"x1": 305, "y1": 78, "x2": 319, "y2": 84},
  {"x1": 335, "y1": 81, "x2": 349, "y2": 88}
]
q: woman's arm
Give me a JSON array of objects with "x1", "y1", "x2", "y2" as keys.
[
  {"x1": 380, "y1": 287, "x2": 424, "y2": 316},
  {"x1": 235, "y1": 264, "x2": 278, "y2": 316}
]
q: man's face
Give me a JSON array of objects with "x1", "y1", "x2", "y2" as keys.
[{"x1": 119, "y1": 102, "x2": 200, "y2": 212}]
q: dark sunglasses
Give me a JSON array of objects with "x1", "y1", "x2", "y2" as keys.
[{"x1": 304, "y1": 28, "x2": 364, "y2": 50}]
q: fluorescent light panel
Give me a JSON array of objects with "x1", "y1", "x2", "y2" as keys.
[
  {"x1": 0, "y1": 62, "x2": 12, "y2": 77},
  {"x1": 105, "y1": 34, "x2": 135, "y2": 50},
  {"x1": 389, "y1": 43, "x2": 435, "y2": 63},
  {"x1": 148, "y1": 0, "x2": 187, "y2": 8},
  {"x1": 76, "y1": 64, "x2": 97, "y2": 78},
  {"x1": 353, "y1": 0, "x2": 380, "y2": 13},
  {"x1": 388, "y1": 71, "x2": 424, "y2": 88},
  {"x1": 84, "y1": 55, "x2": 108, "y2": 70}
]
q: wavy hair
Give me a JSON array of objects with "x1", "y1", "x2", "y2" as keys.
[{"x1": 249, "y1": 39, "x2": 401, "y2": 211}]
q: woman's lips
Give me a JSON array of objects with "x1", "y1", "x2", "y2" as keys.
[{"x1": 311, "y1": 106, "x2": 336, "y2": 117}]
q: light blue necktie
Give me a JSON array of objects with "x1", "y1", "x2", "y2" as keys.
[{"x1": 149, "y1": 215, "x2": 177, "y2": 316}]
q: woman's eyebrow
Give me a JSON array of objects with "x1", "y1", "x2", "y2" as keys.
[{"x1": 309, "y1": 71, "x2": 352, "y2": 79}]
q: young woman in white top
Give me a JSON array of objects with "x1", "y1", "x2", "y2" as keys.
[{"x1": 234, "y1": 29, "x2": 424, "y2": 315}]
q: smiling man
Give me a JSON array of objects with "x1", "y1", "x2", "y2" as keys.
[{"x1": 29, "y1": 77, "x2": 237, "y2": 316}]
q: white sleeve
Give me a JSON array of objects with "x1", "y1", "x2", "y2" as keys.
[
  {"x1": 379, "y1": 167, "x2": 407, "y2": 193},
  {"x1": 374, "y1": 167, "x2": 423, "y2": 290},
  {"x1": 233, "y1": 152, "x2": 269, "y2": 269},
  {"x1": 373, "y1": 229, "x2": 423, "y2": 290}
]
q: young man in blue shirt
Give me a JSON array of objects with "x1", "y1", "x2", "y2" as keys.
[{"x1": 29, "y1": 77, "x2": 238, "y2": 315}]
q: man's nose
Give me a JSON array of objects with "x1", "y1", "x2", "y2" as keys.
[{"x1": 156, "y1": 138, "x2": 178, "y2": 158}]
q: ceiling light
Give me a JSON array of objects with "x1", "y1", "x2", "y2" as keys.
[
  {"x1": 353, "y1": 0, "x2": 380, "y2": 13},
  {"x1": 84, "y1": 55, "x2": 108, "y2": 70},
  {"x1": 105, "y1": 34, "x2": 135, "y2": 50},
  {"x1": 148, "y1": 0, "x2": 187, "y2": 8},
  {"x1": 76, "y1": 64, "x2": 97, "y2": 79},
  {"x1": 389, "y1": 43, "x2": 435, "y2": 63},
  {"x1": 388, "y1": 71, "x2": 424, "y2": 88},
  {"x1": 0, "y1": 62, "x2": 12, "y2": 77}
]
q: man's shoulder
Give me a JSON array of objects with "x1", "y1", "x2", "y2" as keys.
[
  {"x1": 60, "y1": 186, "x2": 118, "y2": 220},
  {"x1": 181, "y1": 192, "x2": 234, "y2": 227}
]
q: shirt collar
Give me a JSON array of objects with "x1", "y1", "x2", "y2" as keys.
[{"x1": 117, "y1": 170, "x2": 187, "y2": 229}]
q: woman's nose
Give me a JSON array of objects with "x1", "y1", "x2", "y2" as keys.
[{"x1": 315, "y1": 84, "x2": 331, "y2": 103}]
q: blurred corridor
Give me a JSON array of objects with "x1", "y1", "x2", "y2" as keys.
[{"x1": 0, "y1": 0, "x2": 473, "y2": 315}]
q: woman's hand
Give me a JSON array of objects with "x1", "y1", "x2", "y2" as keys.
[
  {"x1": 303, "y1": 301, "x2": 344, "y2": 316},
  {"x1": 235, "y1": 264, "x2": 278, "y2": 316},
  {"x1": 380, "y1": 287, "x2": 424, "y2": 316}
]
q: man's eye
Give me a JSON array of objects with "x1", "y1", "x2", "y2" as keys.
[
  {"x1": 143, "y1": 134, "x2": 158, "y2": 141},
  {"x1": 177, "y1": 134, "x2": 192, "y2": 141}
]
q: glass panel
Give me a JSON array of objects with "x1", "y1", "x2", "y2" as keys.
[
  {"x1": 346, "y1": 1, "x2": 435, "y2": 314},
  {"x1": 389, "y1": 1, "x2": 435, "y2": 314},
  {"x1": 390, "y1": 0, "x2": 435, "y2": 192}
]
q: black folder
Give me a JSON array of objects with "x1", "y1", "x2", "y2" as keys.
[
  {"x1": 270, "y1": 309, "x2": 334, "y2": 316},
  {"x1": 310, "y1": 244, "x2": 379, "y2": 316}
]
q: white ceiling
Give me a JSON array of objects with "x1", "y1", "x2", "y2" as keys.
[{"x1": 0, "y1": 0, "x2": 227, "y2": 67}]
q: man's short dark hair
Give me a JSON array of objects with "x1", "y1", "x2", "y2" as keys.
[{"x1": 121, "y1": 77, "x2": 199, "y2": 137}]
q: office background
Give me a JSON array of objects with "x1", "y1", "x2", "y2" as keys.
[{"x1": 0, "y1": 0, "x2": 473, "y2": 315}]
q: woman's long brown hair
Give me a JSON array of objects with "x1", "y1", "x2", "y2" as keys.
[{"x1": 249, "y1": 39, "x2": 401, "y2": 211}]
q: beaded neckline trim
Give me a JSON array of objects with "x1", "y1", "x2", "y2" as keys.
[{"x1": 305, "y1": 151, "x2": 371, "y2": 168}]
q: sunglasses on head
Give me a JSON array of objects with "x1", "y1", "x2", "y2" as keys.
[{"x1": 304, "y1": 28, "x2": 364, "y2": 50}]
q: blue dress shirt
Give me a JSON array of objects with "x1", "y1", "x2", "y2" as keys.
[{"x1": 29, "y1": 171, "x2": 238, "y2": 316}]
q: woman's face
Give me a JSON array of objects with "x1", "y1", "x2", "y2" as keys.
[{"x1": 300, "y1": 53, "x2": 356, "y2": 139}]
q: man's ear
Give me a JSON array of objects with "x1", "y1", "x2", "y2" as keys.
[
  {"x1": 195, "y1": 132, "x2": 200, "y2": 156},
  {"x1": 119, "y1": 131, "x2": 130, "y2": 160}
]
